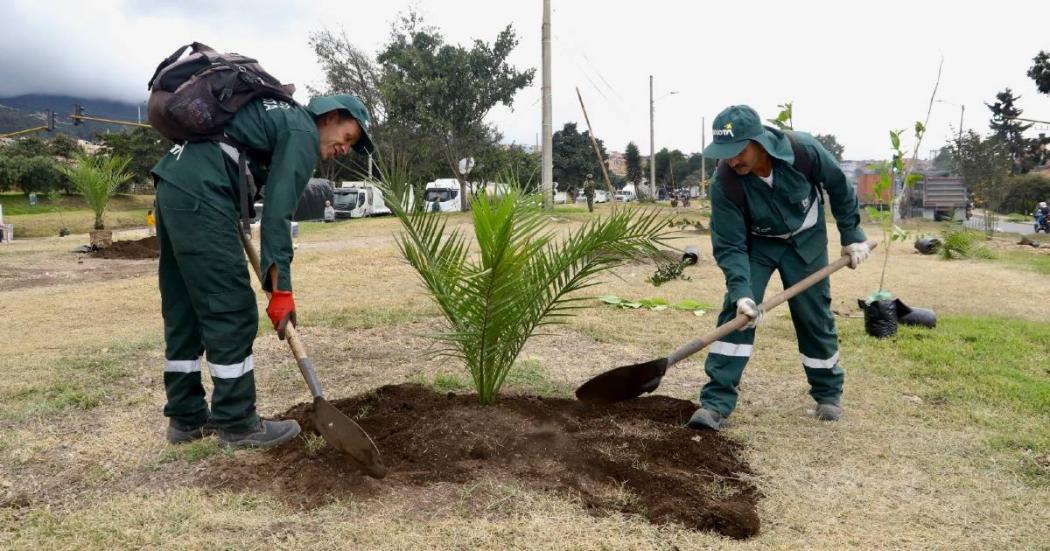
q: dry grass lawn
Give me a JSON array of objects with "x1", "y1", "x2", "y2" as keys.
[{"x1": 1, "y1": 204, "x2": 1048, "y2": 549}]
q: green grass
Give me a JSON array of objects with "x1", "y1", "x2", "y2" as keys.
[
  {"x1": 502, "y1": 358, "x2": 569, "y2": 398},
  {"x1": 1, "y1": 192, "x2": 154, "y2": 237},
  {"x1": 1005, "y1": 212, "x2": 1030, "y2": 223},
  {"x1": 308, "y1": 305, "x2": 436, "y2": 331},
  {"x1": 994, "y1": 250, "x2": 1050, "y2": 275},
  {"x1": 412, "y1": 358, "x2": 567, "y2": 398},
  {"x1": 0, "y1": 351, "x2": 136, "y2": 420},
  {"x1": 845, "y1": 316, "x2": 1050, "y2": 484},
  {"x1": 158, "y1": 439, "x2": 225, "y2": 464}
]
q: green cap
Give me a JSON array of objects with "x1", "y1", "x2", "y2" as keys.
[
  {"x1": 702, "y1": 105, "x2": 792, "y2": 162},
  {"x1": 306, "y1": 94, "x2": 375, "y2": 155}
]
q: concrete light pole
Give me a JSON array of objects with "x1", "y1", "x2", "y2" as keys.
[{"x1": 541, "y1": 0, "x2": 553, "y2": 209}]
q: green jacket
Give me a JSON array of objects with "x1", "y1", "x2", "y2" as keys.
[
  {"x1": 152, "y1": 98, "x2": 319, "y2": 292},
  {"x1": 709, "y1": 130, "x2": 865, "y2": 303}
]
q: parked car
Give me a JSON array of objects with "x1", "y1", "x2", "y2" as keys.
[{"x1": 554, "y1": 191, "x2": 568, "y2": 204}]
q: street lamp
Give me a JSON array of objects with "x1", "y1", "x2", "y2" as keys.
[
  {"x1": 936, "y1": 99, "x2": 965, "y2": 143},
  {"x1": 649, "y1": 75, "x2": 678, "y2": 200}
]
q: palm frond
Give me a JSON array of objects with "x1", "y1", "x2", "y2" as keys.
[{"x1": 382, "y1": 168, "x2": 674, "y2": 404}]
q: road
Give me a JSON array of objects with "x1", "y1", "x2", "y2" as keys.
[{"x1": 966, "y1": 213, "x2": 1036, "y2": 235}]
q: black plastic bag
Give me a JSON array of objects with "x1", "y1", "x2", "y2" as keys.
[
  {"x1": 859, "y1": 298, "x2": 898, "y2": 338},
  {"x1": 895, "y1": 299, "x2": 936, "y2": 328},
  {"x1": 914, "y1": 237, "x2": 942, "y2": 255}
]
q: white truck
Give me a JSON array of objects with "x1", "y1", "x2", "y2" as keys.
[
  {"x1": 332, "y1": 182, "x2": 392, "y2": 219},
  {"x1": 424, "y1": 179, "x2": 462, "y2": 213},
  {"x1": 424, "y1": 179, "x2": 510, "y2": 212},
  {"x1": 614, "y1": 184, "x2": 638, "y2": 202}
]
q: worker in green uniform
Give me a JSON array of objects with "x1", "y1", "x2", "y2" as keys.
[
  {"x1": 583, "y1": 173, "x2": 596, "y2": 212},
  {"x1": 687, "y1": 105, "x2": 870, "y2": 431},
  {"x1": 152, "y1": 94, "x2": 374, "y2": 448}
]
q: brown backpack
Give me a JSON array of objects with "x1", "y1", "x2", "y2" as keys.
[{"x1": 147, "y1": 42, "x2": 296, "y2": 142}]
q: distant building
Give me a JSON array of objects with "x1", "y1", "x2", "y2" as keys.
[{"x1": 606, "y1": 150, "x2": 626, "y2": 177}]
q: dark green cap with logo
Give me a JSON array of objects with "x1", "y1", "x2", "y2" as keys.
[
  {"x1": 306, "y1": 94, "x2": 375, "y2": 155},
  {"x1": 702, "y1": 105, "x2": 792, "y2": 161}
]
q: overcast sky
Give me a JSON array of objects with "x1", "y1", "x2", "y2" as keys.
[{"x1": 3, "y1": 0, "x2": 1049, "y2": 160}]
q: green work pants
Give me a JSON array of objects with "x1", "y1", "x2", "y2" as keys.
[
  {"x1": 156, "y1": 178, "x2": 260, "y2": 432},
  {"x1": 700, "y1": 245, "x2": 843, "y2": 417}
]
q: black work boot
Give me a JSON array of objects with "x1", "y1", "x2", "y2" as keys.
[
  {"x1": 218, "y1": 419, "x2": 301, "y2": 449},
  {"x1": 166, "y1": 419, "x2": 215, "y2": 444}
]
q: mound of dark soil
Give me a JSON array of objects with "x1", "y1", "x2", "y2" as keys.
[
  {"x1": 207, "y1": 384, "x2": 761, "y2": 539},
  {"x1": 90, "y1": 236, "x2": 159, "y2": 259}
]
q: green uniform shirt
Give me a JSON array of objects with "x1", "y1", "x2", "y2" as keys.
[
  {"x1": 152, "y1": 98, "x2": 319, "y2": 292},
  {"x1": 709, "y1": 131, "x2": 866, "y2": 303}
]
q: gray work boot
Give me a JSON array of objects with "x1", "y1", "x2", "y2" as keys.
[
  {"x1": 814, "y1": 402, "x2": 843, "y2": 422},
  {"x1": 686, "y1": 408, "x2": 727, "y2": 431},
  {"x1": 218, "y1": 419, "x2": 301, "y2": 449},
  {"x1": 166, "y1": 420, "x2": 215, "y2": 444}
]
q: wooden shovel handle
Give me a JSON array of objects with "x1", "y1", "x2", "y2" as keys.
[
  {"x1": 666, "y1": 240, "x2": 879, "y2": 366},
  {"x1": 239, "y1": 230, "x2": 324, "y2": 399}
]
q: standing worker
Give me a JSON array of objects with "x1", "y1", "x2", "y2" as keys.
[
  {"x1": 146, "y1": 209, "x2": 156, "y2": 236},
  {"x1": 151, "y1": 94, "x2": 373, "y2": 448},
  {"x1": 688, "y1": 105, "x2": 870, "y2": 431},
  {"x1": 583, "y1": 173, "x2": 596, "y2": 213}
]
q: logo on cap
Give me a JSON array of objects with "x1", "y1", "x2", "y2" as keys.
[{"x1": 712, "y1": 122, "x2": 734, "y2": 138}]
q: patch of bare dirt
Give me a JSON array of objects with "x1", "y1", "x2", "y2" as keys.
[
  {"x1": 90, "y1": 236, "x2": 160, "y2": 260},
  {"x1": 207, "y1": 384, "x2": 761, "y2": 539}
]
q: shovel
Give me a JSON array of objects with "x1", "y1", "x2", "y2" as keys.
[
  {"x1": 575, "y1": 240, "x2": 878, "y2": 404},
  {"x1": 239, "y1": 230, "x2": 387, "y2": 478}
]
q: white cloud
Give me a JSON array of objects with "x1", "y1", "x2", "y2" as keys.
[{"x1": 2, "y1": 0, "x2": 1049, "y2": 159}]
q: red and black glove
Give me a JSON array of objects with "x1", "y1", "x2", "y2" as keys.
[{"x1": 266, "y1": 290, "x2": 296, "y2": 340}]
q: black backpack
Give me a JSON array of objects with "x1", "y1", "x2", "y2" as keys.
[
  {"x1": 146, "y1": 42, "x2": 296, "y2": 142},
  {"x1": 147, "y1": 43, "x2": 296, "y2": 229},
  {"x1": 715, "y1": 131, "x2": 823, "y2": 235}
]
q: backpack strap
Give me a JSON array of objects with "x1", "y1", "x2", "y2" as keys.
[{"x1": 714, "y1": 131, "x2": 825, "y2": 246}]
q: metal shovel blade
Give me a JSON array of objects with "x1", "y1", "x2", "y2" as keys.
[
  {"x1": 313, "y1": 396, "x2": 388, "y2": 479},
  {"x1": 575, "y1": 357, "x2": 669, "y2": 404}
]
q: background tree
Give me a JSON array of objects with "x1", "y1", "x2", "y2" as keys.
[
  {"x1": 48, "y1": 134, "x2": 82, "y2": 159},
  {"x1": 814, "y1": 134, "x2": 845, "y2": 162},
  {"x1": 309, "y1": 12, "x2": 534, "y2": 192},
  {"x1": 97, "y1": 127, "x2": 170, "y2": 191},
  {"x1": 1028, "y1": 50, "x2": 1050, "y2": 95},
  {"x1": 376, "y1": 11, "x2": 534, "y2": 200},
  {"x1": 552, "y1": 122, "x2": 606, "y2": 191},
  {"x1": 930, "y1": 145, "x2": 955, "y2": 173},
  {"x1": 952, "y1": 130, "x2": 1011, "y2": 232},
  {"x1": 0, "y1": 137, "x2": 66, "y2": 196},
  {"x1": 624, "y1": 141, "x2": 642, "y2": 184},
  {"x1": 986, "y1": 88, "x2": 1046, "y2": 174}
]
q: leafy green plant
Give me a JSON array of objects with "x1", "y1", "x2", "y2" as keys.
[
  {"x1": 939, "y1": 224, "x2": 994, "y2": 260},
  {"x1": 384, "y1": 176, "x2": 671, "y2": 404},
  {"x1": 865, "y1": 58, "x2": 943, "y2": 302},
  {"x1": 59, "y1": 153, "x2": 132, "y2": 230},
  {"x1": 766, "y1": 102, "x2": 794, "y2": 131},
  {"x1": 599, "y1": 295, "x2": 710, "y2": 315}
]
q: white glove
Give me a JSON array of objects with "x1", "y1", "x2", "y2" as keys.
[
  {"x1": 842, "y1": 242, "x2": 871, "y2": 269},
  {"x1": 735, "y1": 298, "x2": 764, "y2": 331}
]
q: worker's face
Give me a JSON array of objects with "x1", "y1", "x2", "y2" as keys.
[
  {"x1": 725, "y1": 141, "x2": 764, "y2": 176},
  {"x1": 317, "y1": 112, "x2": 363, "y2": 160}
]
